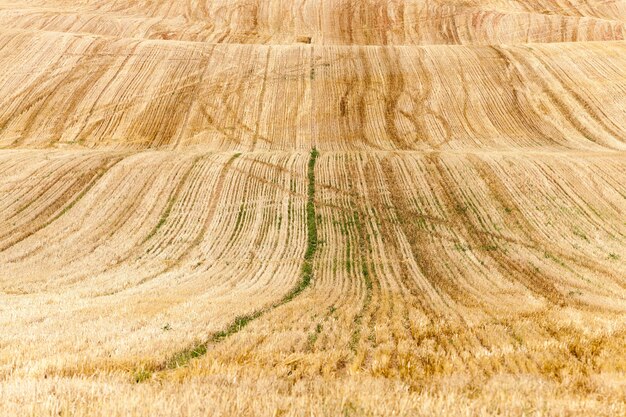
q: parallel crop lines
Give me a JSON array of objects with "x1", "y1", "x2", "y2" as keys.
[
  {"x1": 0, "y1": 29, "x2": 625, "y2": 152},
  {"x1": 1, "y1": 0, "x2": 625, "y2": 45},
  {"x1": 0, "y1": 151, "x2": 313, "y2": 376},
  {"x1": 172, "y1": 151, "x2": 625, "y2": 394},
  {"x1": 0, "y1": 1, "x2": 625, "y2": 415}
]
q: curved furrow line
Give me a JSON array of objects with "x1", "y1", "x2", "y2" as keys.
[
  {"x1": 73, "y1": 41, "x2": 143, "y2": 144},
  {"x1": 170, "y1": 48, "x2": 215, "y2": 149},
  {"x1": 0, "y1": 153, "x2": 125, "y2": 253},
  {"x1": 389, "y1": 156, "x2": 510, "y2": 310},
  {"x1": 0, "y1": 153, "x2": 177, "y2": 289},
  {"x1": 591, "y1": 158, "x2": 626, "y2": 202},
  {"x1": 2, "y1": 0, "x2": 625, "y2": 45},
  {"x1": 487, "y1": 46, "x2": 574, "y2": 150},
  {"x1": 203, "y1": 156, "x2": 300, "y2": 295},
  {"x1": 299, "y1": 152, "x2": 368, "y2": 362},
  {"x1": 356, "y1": 156, "x2": 450, "y2": 375},
  {"x1": 426, "y1": 154, "x2": 568, "y2": 306},
  {"x1": 438, "y1": 158, "x2": 584, "y2": 302},
  {"x1": 531, "y1": 46, "x2": 626, "y2": 139},
  {"x1": 147, "y1": 163, "x2": 304, "y2": 324},
  {"x1": 10, "y1": 42, "x2": 111, "y2": 148},
  {"x1": 390, "y1": 156, "x2": 501, "y2": 312},
  {"x1": 1, "y1": 1, "x2": 626, "y2": 414},
  {"x1": 500, "y1": 156, "x2": 623, "y2": 285},
  {"x1": 203, "y1": 152, "x2": 364, "y2": 376},
  {"x1": 141, "y1": 155, "x2": 206, "y2": 248},
  {"x1": 503, "y1": 45, "x2": 626, "y2": 150},
  {"x1": 468, "y1": 155, "x2": 625, "y2": 301},
  {"x1": 224, "y1": 156, "x2": 299, "y2": 294},
  {"x1": 340, "y1": 154, "x2": 390, "y2": 370},
  {"x1": 0, "y1": 152, "x2": 94, "y2": 222},
  {"x1": 82, "y1": 154, "x2": 246, "y2": 296},
  {"x1": 380, "y1": 156, "x2": 488, "y2": 314},
  {"x1": 535, "y1": 161, "x2": 626, "y2": 242},
  {"x1": 34, "y1": 153, "x2": 204, "y2": 291},
  {"x1": 472, "y1": 154, "x2": 626, "y2": 290},
  {"x1": 0, "y1": 31, "x2": 624, "y2": 152},
  {"x1": 127, "y1": 149, "x2": 317, "y2": 376},
  {"x1": 85, "y1": 153, "x2": 236, "y2": 297},
  {"x1": 0, "y1": 162, "x2": 102, "y2": 246},
  {"x1": 364, "y1": 157, "x2": 454, "y2": 319}
]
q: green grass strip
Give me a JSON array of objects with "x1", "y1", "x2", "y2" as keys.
[{"x1": 150, "y1": 148, "x2": 320, "y2": 375}]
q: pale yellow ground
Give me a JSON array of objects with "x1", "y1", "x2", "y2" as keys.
[{"x1": 0, "y1": 0, "x2": 625, "y2": 416}]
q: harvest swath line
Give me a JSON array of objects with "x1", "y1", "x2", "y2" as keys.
[
  {"x1": 1, "y1": 1, "x2": 626, "y2": 415},
  {"x1": 91, "y1": 152, "x2": 239, "y2": 298},
  {"x1": 0, "y1": 154, "x2": 125, "y2": 252},
  {"x1": 133, "y1": 149, "x2": 319, "y2": 379}
]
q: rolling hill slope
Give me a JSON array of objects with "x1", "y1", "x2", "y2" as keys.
[{"x1": 0, "y1": 1, "x2": 625, "y2": 416}]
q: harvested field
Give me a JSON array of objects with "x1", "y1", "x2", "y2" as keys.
[{"x1": 0, "y1": 0, "x2": 625, "y2": 416}]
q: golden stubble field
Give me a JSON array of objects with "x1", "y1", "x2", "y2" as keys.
[{"x1": 0, "y1": 0, "x2": 625, "y2": 415}]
